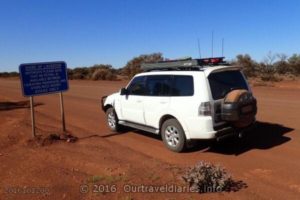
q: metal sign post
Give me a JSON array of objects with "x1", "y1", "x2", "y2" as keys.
[
  {"x1": 30, "y1": 96, "x2": 36, "y2": 137},
  {"x1": 19, "y1": 61, "x2": 69, "y2": 137},
  {"x1": 59, "y1": 92, "x2": 66, "y2": 132}
]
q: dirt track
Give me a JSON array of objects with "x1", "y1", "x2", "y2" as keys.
[{"x1": 0, "y1": 78, "x2": 300, "y2": 200}]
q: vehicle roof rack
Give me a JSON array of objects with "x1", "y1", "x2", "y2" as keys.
[{"x1": 141, "y1": 57, "x2": 227, "y2": 72}]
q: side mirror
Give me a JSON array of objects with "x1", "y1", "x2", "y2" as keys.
[{"x1": 120, "y1": 88, "x2": 128, "y2": 95}]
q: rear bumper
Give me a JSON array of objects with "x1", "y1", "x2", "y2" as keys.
[
  {"x1": 187, "y1": 119, "x2": 256, "y2": 140},
  {"x1": 215, "y1": 121, "x2": 256, "y2": 141}
]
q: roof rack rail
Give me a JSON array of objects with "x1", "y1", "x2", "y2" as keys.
[{"x1": 141, "y1": 57, "x2": 227, "y2": 72}]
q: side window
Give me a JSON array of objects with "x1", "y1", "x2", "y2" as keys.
[
  {"x1": 145, "y1": 75, "x2": 171, "y2": 96},
  {"x1": 171, "y1": 75, "x2": 194, "y2": 96},
  {"x1": 127, "y1": 76, "x2": 146, "y2": 95}
]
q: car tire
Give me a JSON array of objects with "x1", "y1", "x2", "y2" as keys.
[
  {"x1": 161, "y1": 119, "x2": 186, "y2": 152},
  {"x1": 222, "y1": 89, "x2": 256, "y2": 128},
  {"x1": 106, "y1": 107, "x2": 120, "y2": 132}
]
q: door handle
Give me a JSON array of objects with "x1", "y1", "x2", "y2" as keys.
[
  {"x1": 160, "y1": 101, "x2": 167, "y2": 104},
  {"x1": 136, "y1": 100, "x2": 142, "y2": 103}
]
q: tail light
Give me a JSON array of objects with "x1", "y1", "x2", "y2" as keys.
[{"x1": 199, "y1": 102, "x2": 212, "y2": 116}]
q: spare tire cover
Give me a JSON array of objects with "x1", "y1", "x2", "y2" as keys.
[
  {"x1": 222, "y1": 89, "x2": 256, "y2": 128},
  {"x1": 224, "y1": 89, "x2": 248, "y2": 103}
]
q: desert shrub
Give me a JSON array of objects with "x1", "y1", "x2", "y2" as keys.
[
  {"x1": 104, "y1": 71, "x2": 117, "y2": 80},
  {"x1": 67, "y1": 69, "x2": 74, "y2": 79},
  {"x1": 0, "y1": 72, "x2": 19, "y2": 77},
  {"x1": 259, "y1": 52, "x2": 277, "y2": 75},
  {"x1": 260, "y1": 74, "x2": 282, "y2": 82},
  {"x1": 48, "y1": 52, "x2": 300, "y2": 82},
  {"x1": 68, "y1": 67, "x2": 89, "y2": 80},
  {"x1": 88, "y1": 64, "x2": 114, "y2": 78},
  {"x1": 68, "y1": 64, "x2": 117, "y2": 80},
  {"x1": 273, "y1": 54, "x2": 292, "y2": 74},
  {"x1": 182, "y1": 161, "x2": 233, "y2": 193},
  {"x1": 91, "y1": 68, "x2": 117, "y2": 80},
  {"x1": 71, "y1": 73, "x2": 85, "y2": 80},
  {"x1": 233, "y1": 54, "x2": 258, "y2": 77},
  {"x1": 274, "y1": 60, "x2": 291, "y2": 74},
  {"x1": 257, "y1": 63, "x2": 279, "y2": 81},
  {"x1": 122, "y1": 53, "x2": 164, "y2": 78},
  {"x1": 257, "y1": 58, "x2": 281, "y2": 82},
  {"x1": 288, "y1": 54, "x2": 300, "y2": 75},
  {"x1": 232, "y1": 53, "x2": 300, "y2": 80}
]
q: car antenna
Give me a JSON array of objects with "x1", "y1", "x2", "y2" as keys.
[
  {"x1": 197, "y1": 38, "x2": 201, "y2": 58},
  {"x1": 211, "y1": 30, "x2": 214, "y2": 57},
  {"x1": 222, "y1": 38, "x2": 225, "y2": 57}
]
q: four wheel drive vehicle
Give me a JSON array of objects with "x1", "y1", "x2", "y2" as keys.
[{"x1": 101, "y1": 57, "x2": 257, "y2": 152}]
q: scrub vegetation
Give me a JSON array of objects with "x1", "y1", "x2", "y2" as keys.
[
  {"x1": 232, "y1": 52, "x2": 300, "y2": 81},
  {"x1": 1, "y1": 52, "x2": 300, "y2": 81}
]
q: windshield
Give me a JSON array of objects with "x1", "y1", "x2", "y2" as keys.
[{"x1": 208, "y1": 70, "x2": 248, "y2": 100}]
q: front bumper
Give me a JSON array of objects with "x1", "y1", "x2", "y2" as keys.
[{"x1": 101, "y1": 96, "x2": 107, "y2": 111}]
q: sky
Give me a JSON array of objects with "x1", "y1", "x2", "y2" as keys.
[{"x1": 0, "y1": 0, "x2": 300, "y2": 72}]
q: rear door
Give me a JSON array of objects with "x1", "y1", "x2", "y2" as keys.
[
  {"x1": 207, "y1": 70, "x2": 249, "y2": 124},
  {"x1": 143, "y1": 75, "x2": 172, "y2": 128}
]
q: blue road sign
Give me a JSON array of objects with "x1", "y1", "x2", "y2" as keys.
[{"x1": 19, "y1": 61, "x2": 69, "y2": 97}]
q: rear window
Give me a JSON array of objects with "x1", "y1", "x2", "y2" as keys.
[
  {"x1": 208, "y1": 70, "x2": 248, "y2": 100},
  {"x1": 171, "y1": 75, "x2": 194, "y2": 96}
]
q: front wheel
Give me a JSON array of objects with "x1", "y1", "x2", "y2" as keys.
[
  {"x1": 106, "y1": 108, "x2": 120, "y2": 132},
  {"x1": 161, "y1": 119, "x2": 186, "y2": 152}
]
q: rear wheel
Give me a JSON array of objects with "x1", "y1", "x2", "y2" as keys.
[
  {"x1": 106, "y1": 107, "x2": 121, "y2": 132},
  {"x1": 161, "y1": 119, "x2": 186, "y2": 152}
]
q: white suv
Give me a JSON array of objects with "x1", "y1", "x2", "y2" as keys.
[{"x1": 101, "y1": 57, "x2": 257, "y2": 152}]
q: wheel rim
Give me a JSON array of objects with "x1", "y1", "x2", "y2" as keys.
[
  {"x1": 108, "y1": 111, "x2": 116, "y2": 128},
  {"x1": 165, "y1": 125, "x2": 180, "y2": 147}
]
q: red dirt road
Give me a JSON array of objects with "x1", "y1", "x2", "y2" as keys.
[{"x1": 0, "y1": 78, "x2": 300, "y2": 200}]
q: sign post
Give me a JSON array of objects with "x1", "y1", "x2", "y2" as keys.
[
  {"x1": 30, "y1": 96, "x2": 36, "y2": 137},
  {"x1": 59, "y1": 92, "x2": 66, "y2": 132},
  {"x1": 19, "y1": 61, "x2": 69, "y2": 137}
]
